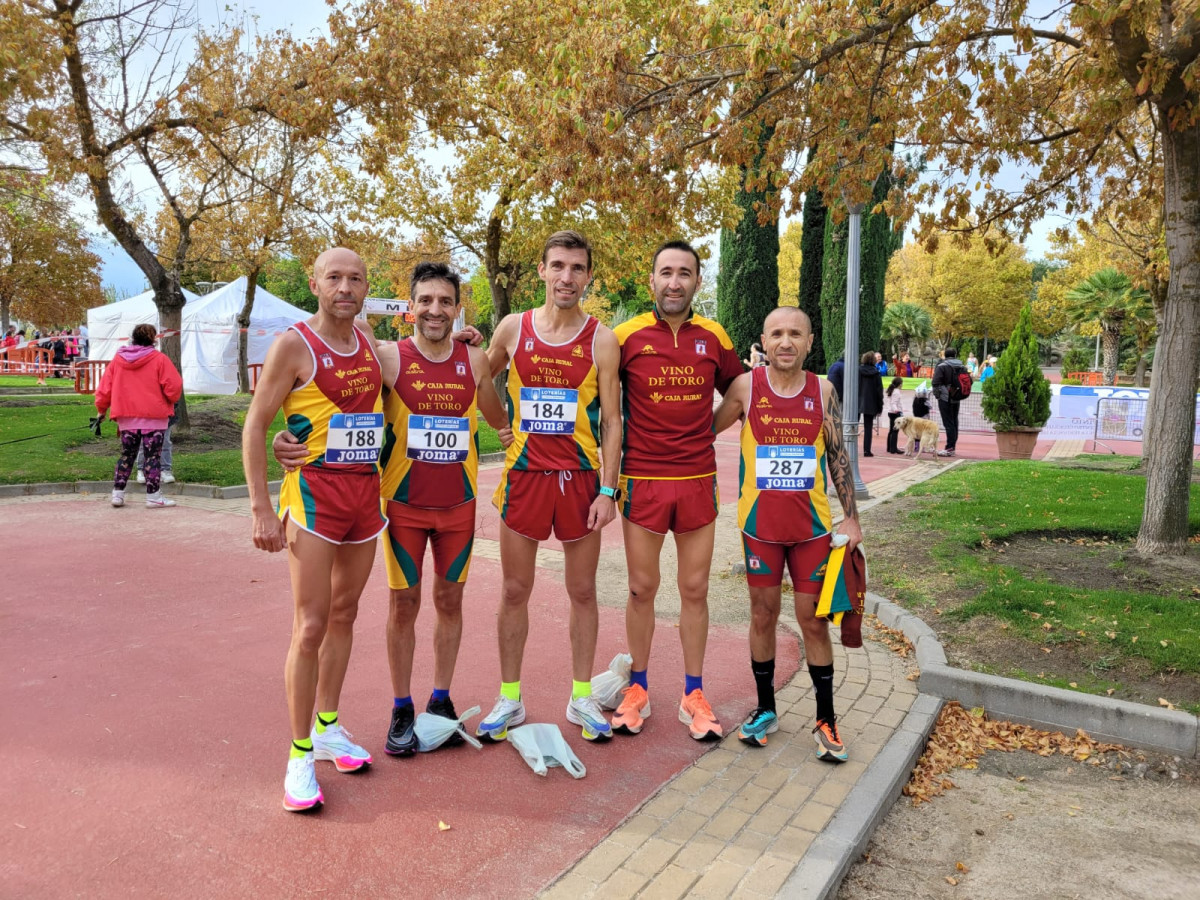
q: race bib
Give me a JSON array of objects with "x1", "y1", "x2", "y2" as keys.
[
  {"x1": 755, "y1": 445, "x2": 817, "y2": 490},
  {"x1": 324, "y1": 412, "x2": 384, "y2": 465},
  {"x1": 518, "y1": 387, "x2": 578, "y2": 434},
  {"x1": 406, "y1": 415, "x2": 470, "y2": 463}
]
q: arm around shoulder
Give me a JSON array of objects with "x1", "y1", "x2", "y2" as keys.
[{"x1": 470, "y1": 344, "x2": 507, "y2": 429}]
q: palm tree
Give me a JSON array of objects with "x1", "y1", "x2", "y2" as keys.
[
  {"x1": 881, "y1": 301, "x2": 934, "y2": 357},
  {"x1": 1064, "y1": 268, "x2": 1148, "y2": 386}
]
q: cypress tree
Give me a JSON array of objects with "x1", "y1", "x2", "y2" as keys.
[
  {"x1": 859, "y1": 165, "x2": 894, "y2": 358},
  {"x1": 818, "y1": 212, "x2": 849, "y2": 367},
  {"x1": 717, "y1": 129, "x2": 779, "y2": 360},
  {"x1": 981, "y1": 303, "x2": 1051, "y2": 430},
  {"x1": 797, "y1": 165, "x2": 826, "y2": 372}
]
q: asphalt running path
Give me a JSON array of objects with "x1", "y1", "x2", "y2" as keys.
[{"x1": 3, "y1": 498, "x2": 799, "y2": 898}]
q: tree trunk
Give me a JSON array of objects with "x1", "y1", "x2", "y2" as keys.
[
  {"x1": 154, "y1": 277, "x2": 189, "y2": 432},
  {"x1": 237, "y1": 270, "x2": 259, "y2": 393},
  {"x1": 1136, "y1": 116, "x2": 1200, "y2": 555},
  {"x1": 1, "y1": 296, "x2": 9, "y2": 333},
  {"x1": 1100, "y1": 324, "x2": 1121, "y2": 385},
  {"x1": 1134, "y1": 349, "x2": 1148, "y2": 388}
]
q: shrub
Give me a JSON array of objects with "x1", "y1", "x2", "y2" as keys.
[{"x1": 982, "y1": 303, "x2": 1052, "y2": 431}]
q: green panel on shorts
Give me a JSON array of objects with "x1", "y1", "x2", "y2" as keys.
[
  {"x1": 378, "y1": 420, "x2": 396, "y2": 473},
  {"x1": 287, "y1": 413, "x2": 313, "y2": 443},
  {"x1": 298, "y1": 469, "x2": 317, "y2": 528},
  {"x1": 444, "y1": 535, "x2": 474, "y2": 583},
  {"x1": 622, "y1": 479, "x2": 633, "y2": 519},
  {"x1": 461, "y1": 467, "x2": 475, "y2": 502},
  {"x1": 394, "y1": 471, "x2": 410, "y2": 504},
  {"x1": 578, "y1": 395, "x2": 600, "y2": 469},
  {"x1": 388, "y1": 531, "x2": 420, "y2": 587},
  {"x1": 743, "y1": 496, "x2": 759, "y2": 535}
]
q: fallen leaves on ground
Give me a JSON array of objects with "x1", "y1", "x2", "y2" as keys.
[
  {"x1": 903, "y1": 701, "x2": 1124, "y2": 806},
  {"x1": 868, "y1": 616, "x2": 914, "y2": 658}
]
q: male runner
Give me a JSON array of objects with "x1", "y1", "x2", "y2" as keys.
[
  {"x1": 475, "y1": 230, "x2": 623, "y2": 743},
  {"x1": 243, "y1": 247, "x2": 393, "y2": 812},
  {"x1": 610, "y1": 240, "x2": 744, "y2": 741},
  {"x1": 273, "y1": 263, "x2": 506, "y2": 756},
  {"x1": 712, "y1": 306, "x2": 863, "y2": 761}
]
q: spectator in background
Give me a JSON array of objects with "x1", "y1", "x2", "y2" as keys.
[
  {"x1": 79, "y1": 322, "x2": 89, "y2": 358},
  {"x1": 884, "y1": 376, "x2": 904, "y2": 454},
  {"x1": 932, "y1": 347, "x2": 969, "y2": 457},
  {"x1": 913, "y1": 384, "x2": 931, "y2": 419},
  {"x1": 94, "y1": 324, "x2": 183, "y2": 509},
  {"x1": 979, "y1": 356, "x2": 996, "y2": 382},
  {"x1": 51, "y1": 331, "x2": 67, "y2": 377},
  {"x1": 900, "y1": 353, "x2": 914, "y2": 378},
  {"x1": 745, "y1": 342, "x2": 767, "y2": 368},
  {"x1": 874, "y1": 352, "x2": 888, "y2": 376},
  {"x1": 858, "y1": 351, "x2": 884, "y2": 457},
  {"x1": 966, "y1": 352, "x2": 978, "y2": 378},
  {"x1": 826, "y1": 356, "x2": 845, "y2": 403},
  {"x1": 2, "y1": 326, "x2": 17, "y2": 349}
]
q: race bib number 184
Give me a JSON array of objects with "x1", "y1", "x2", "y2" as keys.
[
  {"x1": 518, "y1": 387, "x2": 578, "y2": 434},
  {"x1": 755, "y1": 445, "x2": 817, "y2": 490},
  {"x1": 325, "y1": 412, "x2": 384, "y2": 465}
]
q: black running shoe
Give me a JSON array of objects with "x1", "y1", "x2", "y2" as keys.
[
  {"x1": 385, "y1": 703, "x2": 416, "y2": 756},
  {"x1": 426, "y1": 695, "x2": 464, "y2": 747}
]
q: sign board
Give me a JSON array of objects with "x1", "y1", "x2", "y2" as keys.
[{"x1": 357, "y1": 297, "x2": 464, "y2": 330}]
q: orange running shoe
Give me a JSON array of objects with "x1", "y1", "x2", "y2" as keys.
[
  {"x1": 678, "y1": 688, "x2": 723, "y2": 741},
  {"x1": 813, "y1": 717, "x2": 848, "y2": 762},
  {"x1": 612, "y1": 684, "x2": 651, "y2": 735}
]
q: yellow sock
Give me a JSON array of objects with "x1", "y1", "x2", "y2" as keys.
[
  {"x1": 315, "y1": 711, "x2": 338, "y2": 734},
  {"x1": 500, "y1": 681, "x2": 521, "y2": 701},
  {"x1": 290, "y1": 738, "x2": 312, "y2": 759},
  {"x1": 572, "y1": 680, "x2": 591, "y2": 700}
]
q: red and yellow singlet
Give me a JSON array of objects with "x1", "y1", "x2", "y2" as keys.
[
  {"x1": 379, "y1": 338, "x2": 479, "y2": 509},
  {"x1": 737, "y1": 366, "x2": 833, "y2": 543}
]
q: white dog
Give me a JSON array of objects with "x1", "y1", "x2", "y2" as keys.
[{"x1": 894, "y1": 415, "x2": 941, "y2": 460}]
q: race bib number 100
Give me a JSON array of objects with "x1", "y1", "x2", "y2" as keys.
[
  {"x1": 519, "y1": 387, "x2": 578, "y2": 434},
  {"x1": 755, "y1": 445, "x2": 817, "y2": 490},
  {"x1": 406, "y1": 415, "x2": 470, "y2": 463},
  {"x1": 324, "y1": 412, "x2": 384, "y2": 465}
]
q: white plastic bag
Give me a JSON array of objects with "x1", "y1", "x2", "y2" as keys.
[
  {"x1": 591, "y1": 652, "x2": 633, "y2": 710},
  {"x1": 415, "y1": 704, "x2": 483, "y2": 752},
  {"x1": 507, "y1": 723, "x2": 586, "y2": 779}
]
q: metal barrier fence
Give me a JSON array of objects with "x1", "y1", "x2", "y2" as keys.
[
  {"x1": 927, "y1": 393, "x2": 995, "y2": 434},
  {"x1": 1094, "y1": 397, "x2": 1146, "y2": 445}
]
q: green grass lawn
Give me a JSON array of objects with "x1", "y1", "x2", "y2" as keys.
[
  {"x1": 0, "y1": 395, "x2": 502, "y2": 486},
  {"x1": 893, "y1": 461, "x2": 1200, "y2": 685}
]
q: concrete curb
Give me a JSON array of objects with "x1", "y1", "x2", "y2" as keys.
[{"x1": 0, "y1": 479, "x2": 282, "y2": 500}]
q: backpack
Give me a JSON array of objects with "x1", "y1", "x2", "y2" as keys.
[{"x1": 947, "y1": 364, "x2": 972, "y2": 402}]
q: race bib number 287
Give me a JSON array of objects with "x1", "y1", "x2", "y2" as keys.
[
  {"x1": 755, "y1": 445, "x2": 817, "y2": 490},
  {"x1": 324, "y1": 412, "x2": 384, "y2": 465}
]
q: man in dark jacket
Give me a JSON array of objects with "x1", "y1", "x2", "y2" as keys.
[
  {"x1": 858, "y1": 352, "x2": 884, "y2": 456},
  {"x1": 932, "y1": 348, "x2": 968, "y2": 456},
  {"x1": 826, "y1": 356, "x2": 845, "y2": 402}
]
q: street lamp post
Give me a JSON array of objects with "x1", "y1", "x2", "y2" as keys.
[{"x1": 841, "y1": 202, "x2": 870, "y2": 499}]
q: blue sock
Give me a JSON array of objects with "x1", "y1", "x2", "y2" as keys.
[
  {"x1": 430, "y1": 688, "x2": 450, "y2": 702},
  {"x1": 685, "y1": 674, "x2": 703, "y2": 695},
  {"x1": 394, "y1": 696, "x2": 413, "y2": 708},
  {"x1": 630, "y1": 669, "x2": 648, "y2": 690}
]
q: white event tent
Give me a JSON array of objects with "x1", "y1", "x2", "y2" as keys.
[
  {"x1": 87, "y1": 287, "x2": 203, "y2": 363},
  {"x1": 180, "y1": 278, "x2": 307, "y2": 394}
]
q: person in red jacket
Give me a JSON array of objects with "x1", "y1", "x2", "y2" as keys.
[{"x1": 95, "y1": 323, "x2": 183, "y2": 509}]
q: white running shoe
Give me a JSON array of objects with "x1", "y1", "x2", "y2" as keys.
[
  {"x1": 145, "y1": 492, "x2": 176, "y2": 508},
  {"x1": 136, "y1": 471, "x2": 146, "y2": 483},
  {"x1": 566, "y1": 694, "x2": 613, "y2": 742},
  {"x1": 311, "y1": 723, "x2": 372, "y2": 772},
  {"x1": 283, "y1": 753, "x2": 323, "y2": 812},
  {"x1": 111, "y1": 490, "x2": 125, "y2": 508},
  {"x1": 476, "y1": 696, "x2": 526, "y2": 741},
  {"x1": 161, "y1": 472, "x2": 176, "y2": 484}
]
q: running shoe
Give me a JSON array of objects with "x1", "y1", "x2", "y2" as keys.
[
  {"x1": 145, "y1": 493, "x2": 176, "y2": 508},
  {"x1": 813, "y1": 718, "x2": 848, "y2": 763},
  {"x1": 384, "y1": 704, "x2": 416, "y2": 756},
  {"x1": 283, "y1": 753, "x2": 323, "y2": 812},
  {"x1": 737, "y1": 707, "x2": 779, "y2": 747},
  {"x1": 111, "y1": 490, "x2": 125, "y2": 508},
  {"x1": 162, "y1": 472, "x2": 176, "y2": 484},
  {"x1": 311, "y1": 723, "x2": 372, "y2": 772},
  {"x1": 476, "y1": 696, "x2": 525, "y2": 741},
  {"x1": 426, "y1": 695, "x2": 465, "y2": 747},
  {"x1": 678, "y1": 689, "x2": 723, "y2": 741},
  {"x1": 566, "y1": 694, "x2": 613, "y2": 742},
  {"x1": 612, "y1": 684, "x2": 651, "y2": 735},
  {"x1": 937, "y1": 449, "x2": 955, "y2": 457}
]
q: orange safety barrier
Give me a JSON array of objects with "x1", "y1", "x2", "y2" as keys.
[
  {"x1": 1067, "y1": 371, "x2": 1103, "y2": 386},
  {"x1": 74, "y1": 360, "x2": 108, "y2": 394},
  {"x1": 1, "y1": 345, "x2": 54, "y2": 378},
  {"x1": 248, "y1": 363, "x2": 263, "y2": 393},
  {"x1": 916, "y1": 366, "x2": 935, "y2": 379}
]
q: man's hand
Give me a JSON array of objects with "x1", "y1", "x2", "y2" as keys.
[
  {"x1": 587, "y1": 494, "x2": 617, "y2": 532},
  {"x1": 497, "y1": 426, "x2": 514, "y2": 448},
  {"x1": 836, "y1": 516, "x2": 863, "y2": 553},
  {"x1": 272, "y1": 429, "x2": 308, "y2": 472},
  {"x1": 452, "y1": 325, "x2": 485, "y2": 346},
  {"x1": 252, "y1": 509, "x2": 287, "y2": 553}
]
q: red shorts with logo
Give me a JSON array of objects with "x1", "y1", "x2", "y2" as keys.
[
  {"x1": 496, "y1": 469, "x2": 599, "y2": 542},
  {"x1": 741, "y1": 532, "x2": 832, "y2": 593},
  {"x1": 619, "y1": 474, "x2": 719, "y2": 535},
  {"x1": 383, "y1": 499, "x2": 476, "y2": 590},
  {"x1": 278, "y1": 466, "x2": 386, "y2": 545}
]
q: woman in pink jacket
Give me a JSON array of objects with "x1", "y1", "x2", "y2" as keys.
[{"x1": 95, "y1": 324, "x2": 183, "y2": 508}]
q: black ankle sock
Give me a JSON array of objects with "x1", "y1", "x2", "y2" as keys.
[
  {"x1": 751, "y1": 658, "x2": 776, "y2": 712},
  {"x1": 808, "y1": 662, "x2": 835, "y2": 723}
]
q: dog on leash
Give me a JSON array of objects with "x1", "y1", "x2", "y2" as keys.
[{"x1": 894, "y1": 415, "x2": 940, "y2": 460}]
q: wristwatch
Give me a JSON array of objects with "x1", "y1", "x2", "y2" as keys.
[{"x1": 599, "y1": 485, "x2": 622, "y2": 503}]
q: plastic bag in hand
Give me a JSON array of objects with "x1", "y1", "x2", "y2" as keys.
[
  {"x1": 507, "y1": 723, "x2": 586, "y2": 779},
  {"x1": 415, "y1": 704, "x2": 483, "y2": 752},
  {"x1": 590, "y1": 652, "x2": 633, "y2": 710}
]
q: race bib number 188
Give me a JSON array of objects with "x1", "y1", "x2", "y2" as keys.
[
  {"x1": 406, "y1": 415, "x2": 470, "y2": 463},
  {"x1": 324, "y1": 412, "x2": 384, "y2": 465},
  {"x1": 518, "y1": 387, "x2": 578, "y2": 434},
  {"x1": 755, "y1": 445, "x2": 817, "y2": 490}
]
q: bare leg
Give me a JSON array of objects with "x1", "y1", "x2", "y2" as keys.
[
  {"x1": 283, "y1": 523, "x2": 337, "y2": 740},
  {"x1": 498, "y1": 522, "x2": 539, "y2": 683},
  {"x1": 622, "y1": 518, "x2": 665, "y2": 671},
  {"x1": 431, "y1": 577, "x2": 465, "y2": 691},
  {"x1": 749, "y1": 585, "x2": 783, "y2": 662},
  {"x1": 314, "y1": 537, "x2": 377, "y2": 713},
  {"x1": 562, "y1": 530, "x2": 602, "y2": 683},
  {"x1": 675, "y1": 521, "x2": 716, "y2": 677},
  {"x1": 793, "y1": 591, "x2": 833, "y2": 665},
  {"x1": 387, "y1": 585, "x2": 421, "y2": 698}
]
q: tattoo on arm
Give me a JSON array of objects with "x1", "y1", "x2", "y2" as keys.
[{"x1": 824, "y1": 391, "x2": 859, "y2": 520}]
